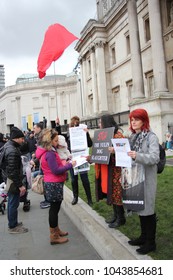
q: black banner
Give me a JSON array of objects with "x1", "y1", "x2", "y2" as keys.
[
  {"x1": 122, "y1": 182, "x2": 145, "y2": 211},
  {"x1": 90, "y1": 127, "x2": 114, "y2": 164}
]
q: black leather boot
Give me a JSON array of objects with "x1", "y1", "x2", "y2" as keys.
[
  {"x1": 128, "y1": 216, "x2": 146, "y2": 246},
  {"x1": 136, "y1": 214, "x2": 156, "y2": 255},
  {"x1": 71, "y1": 197, "x2": 78, "y2": 205},
  {"x1": 108, "y1": 205, "x2": 126, "y2": 228},
  {"x1": 105, "y1": 205, "x2": 117, "y2": 224}
]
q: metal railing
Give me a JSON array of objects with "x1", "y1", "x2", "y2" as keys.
[{"x1": 61, "y1": 110, "x2": 130, "y2": 132}]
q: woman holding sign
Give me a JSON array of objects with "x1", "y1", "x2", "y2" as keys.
[
  {"x1": 95, "y1": 114, "x2": 126, "y2": 228},
  {"x1": 127, "y1": 109, "x2": 159, "y2": 255}
]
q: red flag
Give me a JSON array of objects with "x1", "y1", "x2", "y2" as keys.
[{"x1": 37, "y1": 23, "x2": 79, "y2": 79}]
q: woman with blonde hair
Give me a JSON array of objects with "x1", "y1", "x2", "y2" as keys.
[{"x1": 35, "y1": 128, "x2": 76, "y2": 245}]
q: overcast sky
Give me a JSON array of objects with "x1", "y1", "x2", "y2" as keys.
[{"x1": 0, "y1": 0, "x2": 97, "y2": 86}]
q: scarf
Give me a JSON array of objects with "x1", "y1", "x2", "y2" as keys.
[{"x1": 129, "y1": 131, "x2": 148, "y2": 152}]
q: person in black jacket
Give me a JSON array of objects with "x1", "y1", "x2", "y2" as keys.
[
  {"x1": 67, "y1": 116, "x2": 93, "y2": 206},
  {"x1": 55, "y1": 117, "x2": 62, "y2": 135},
  {"x1": 4, "y1": 127, "x2": 28, "y2": 234},
  {"x1": 0, "y1": 133, "x2": 6, "y2": 183}
]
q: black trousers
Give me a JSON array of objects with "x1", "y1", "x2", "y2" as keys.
[
  {"x1": 49, "y1": 201, "x2": 62, "y2": 228},
  {"x1": 70, "y1": 168, "x2": 92, "y2": 202}
]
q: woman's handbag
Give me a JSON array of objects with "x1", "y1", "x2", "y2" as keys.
[
  {"x1": 32, "y1": 156, "x2": 44, "y2": 195},
  {"x1": 32, "y1": 174, "x2": 44, "y2": 195}
]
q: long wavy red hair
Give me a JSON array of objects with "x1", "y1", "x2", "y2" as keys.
[{"x1": 129, "y1": 109, "x2": 150, "y2": 133}]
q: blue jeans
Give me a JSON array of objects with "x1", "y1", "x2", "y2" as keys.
[{"x1": 7, "y1": 192, "x2": 20, "y2": 228}]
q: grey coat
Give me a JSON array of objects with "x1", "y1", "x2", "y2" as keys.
[{"x1": 133, "y1": 133, "x2": 160, "y2": 216}]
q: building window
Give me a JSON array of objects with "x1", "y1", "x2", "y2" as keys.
[
  {"x1": 88, "y1": 91, "x2": 93, "y2": 115},
  {"x1": 143, "y1": 15, "x2": 151, "y2": 42},
  {"x1": 166, "y1": 0, "x2": 173, "y2": 26},
  {"x1": 110, "y1": 44, "x2": 116, "y2": 65},
  {"x1": 112, "y1": 85, "x2": 120, "y2": 113},
  {"x1": 145, "y1": 71, "x2": 154, "y2": 96},
  {"x1": 125, "y1": 32, "x2": 130, "y2": 55},
  {"x1": 87, "y1": 58, "x2": 91, "y2": 77},
  {"x1": 126, "y1": 80, "x2": 133, "y2": 102}
]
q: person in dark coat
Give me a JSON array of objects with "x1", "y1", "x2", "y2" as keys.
[
  {"x1": 4, "y1": 127, "x2": 28, "y2": 233},
  {"x1": 55, "y1": 117, "x2": 62, "y2": 135},
  {"x1": 43, "y1": 117, "x2": 47, "y2": 128},
  {"x1": 0, "y1": 133, "x2": 6, "y2": 183},
  {"x1": 67, "y1": 116, "x2": 93, "y2": 206},
  {"x1": 26, "y1": 131, "x2": 37, "y2": 159},
  {"x1": 95, "y1": 114, "x2": 126, "y2": 228}
]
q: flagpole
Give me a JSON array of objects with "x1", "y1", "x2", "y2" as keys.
[{"x1": 54, "y1": 62, "x2": 58, "y2": 117}]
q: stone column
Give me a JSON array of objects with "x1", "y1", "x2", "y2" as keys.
[
  {"x1": 66, "y1": 91, "x2": 71, "y2": 122},
  {"x1": 90, "y1": 47, "x2": 98, "y2": 114},
  {"x1": 15, "y1": 96, "x2": 21, "y2": 128},
  {"x1": 81, "y1": 57, "x2": 87, "y2": 116},
  {"x1": 78, "y1": 58, "x2": 84, "y2": 117},
  {"x1": 57, "y1": 91, "x2": 62, "y2": 121},
  {"x1": 148, "y1": 0, "x2": 168, "y2": 93},
  {"x1": 127, "y1": 0, "x2": 145, "y2": 98},
  {"x1": 95, "y1": 40, "x2": 108, "y2": 112}
]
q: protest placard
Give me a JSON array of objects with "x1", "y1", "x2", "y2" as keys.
[{"x1": 90, "y1": 127, "x2": 114, "y2": 164}]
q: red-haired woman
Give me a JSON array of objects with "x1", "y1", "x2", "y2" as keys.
[{"x1": 127, "y1": 109, "x2": 160, "y2": 254}]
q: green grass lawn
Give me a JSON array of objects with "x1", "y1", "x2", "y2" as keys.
[{"x1": 66, "y1": 164, "x2": 173, "y2": 260}]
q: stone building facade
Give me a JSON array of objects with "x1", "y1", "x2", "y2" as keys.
[
  {"x1": 75, "y1": 0, "x2": 173, "y2": 142},
  {"x1": 0, "y1": 74, "x2": 82, "y2": 134},
  {"x1": 0, "y1": 65, "x2": 5, "y2": 92}
]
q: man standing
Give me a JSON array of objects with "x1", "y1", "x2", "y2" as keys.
[
  {"x1": 55, "y1": 117, "x2": 62, "y2": 135},
  {"x1": 43, "y1": 116, "x2": 47, "y2": 129},
  {"x1": 4, "y1": 127, "x2": 28, "y2": 233}
]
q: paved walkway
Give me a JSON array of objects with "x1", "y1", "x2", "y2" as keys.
[{"x1": 0, "y1": 191, "x2": 100, "y2": 260}]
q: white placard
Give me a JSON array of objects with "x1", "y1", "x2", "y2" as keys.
[
  {"x1": 69, "y1": 126, "x2": 87, "y2": 152},
  {"x1": 72, "y1": 149, "x2": 90, "y2": 174},
  {"x1": 111, "y1": 138, "x2": 132, "y2": 167}
]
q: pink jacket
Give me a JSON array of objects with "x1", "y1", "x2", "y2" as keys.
[{"x1": 36, "y1": 146, "x2": 72, "y2": 183}]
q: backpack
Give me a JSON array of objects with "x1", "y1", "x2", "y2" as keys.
[{"x1": 146, "y1": 132, "x2": 166, "y2": 174}]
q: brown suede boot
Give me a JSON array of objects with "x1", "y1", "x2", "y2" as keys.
[
  {"x1": 50, "y1": 227, "x2": 68, "y2": 245},
  {"x1": 56, "y1": 226, "x2": 68, "y2": 237}
]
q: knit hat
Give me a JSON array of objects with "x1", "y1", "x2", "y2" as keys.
[
  {"x1": 10, "y1": 127, "x2": 24, "y2": 139},
  {"x1": 58, "y1": 135, "x2": 67, "y2": 147}
]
